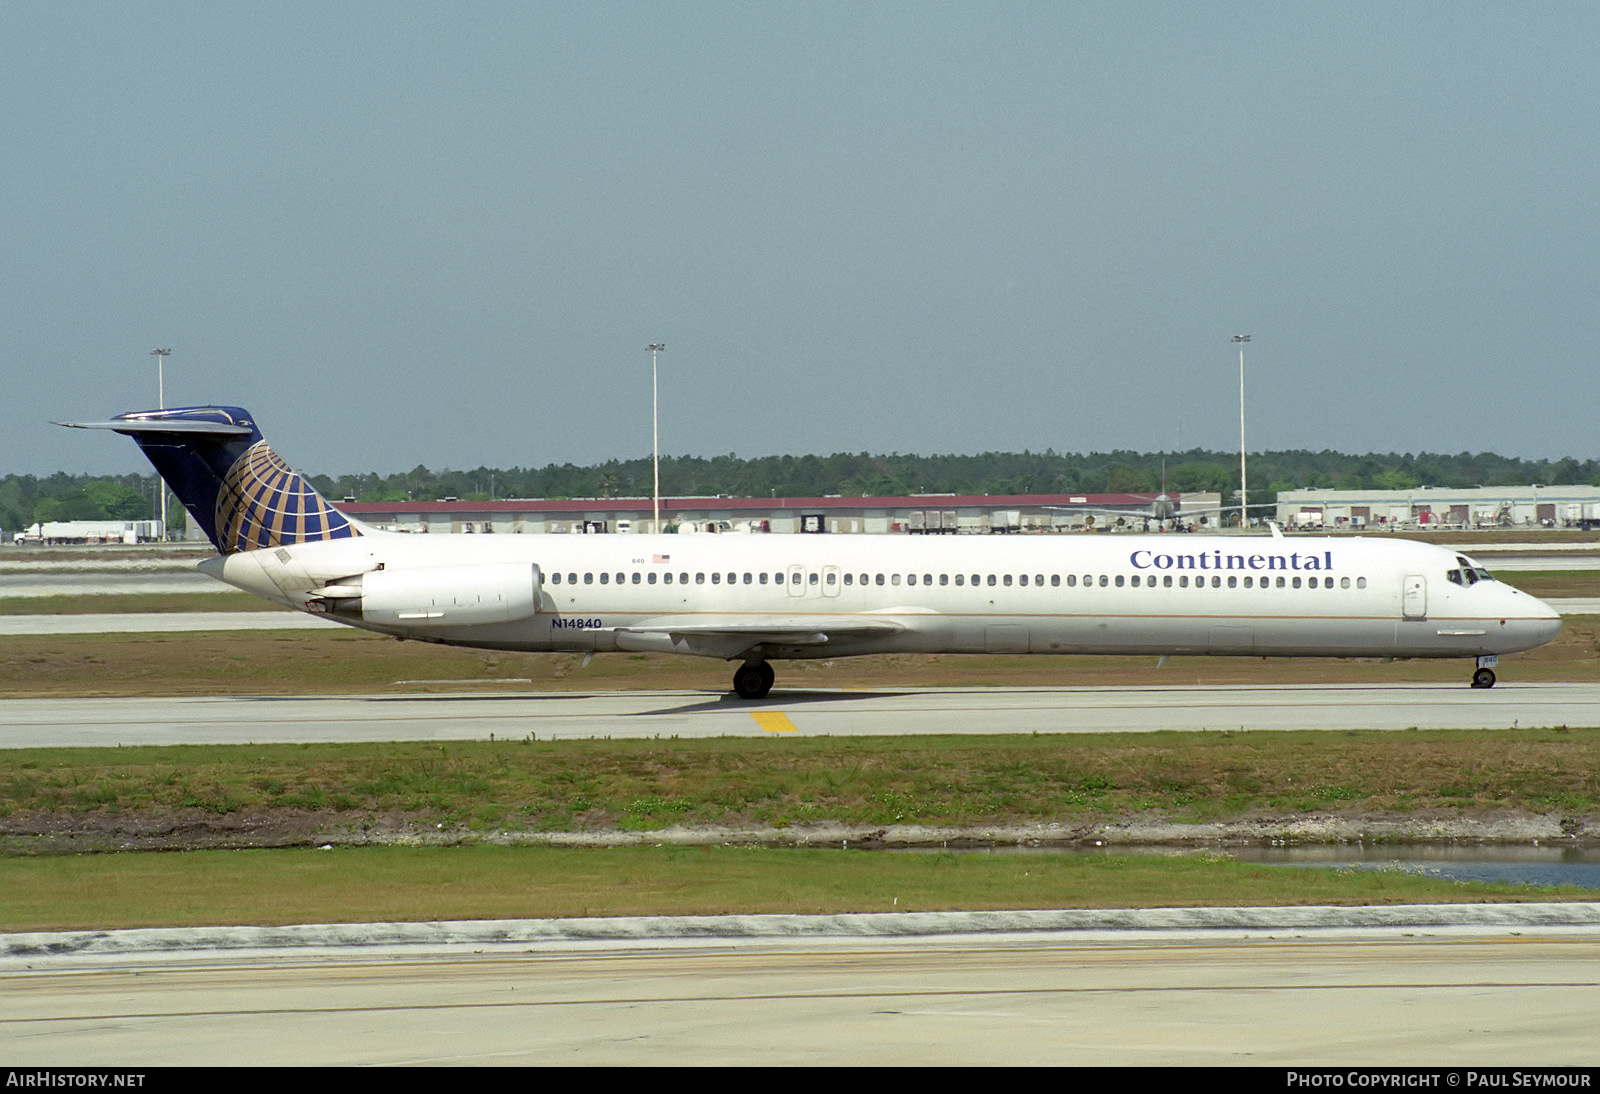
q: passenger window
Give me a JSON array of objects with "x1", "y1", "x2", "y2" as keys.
[
  {"x1": 1179, "y1": 575, "x2": 1188, "y2": 588},
  {"x1": 1164, "y1": 575, "x2": 1172, "y2": 587},
  {"x1": 907, "y1": 574, "x2": 917, "y2": 586},
  {"x1": 940, "y1": 574, "x2": 949, "y2": 586},
  {"x1": 955, "y1": 574, "x2": 964, "y2": 586},
  {"x1": 759, "y1": 572, "x2": 768, "y2": 585},
  {"x1": 1115, "y1": 575, "x2": 1124, "y2": 587},
  {"x1": 1341, "y1": 577, "x2": 1350, "y2": 589},
  {"x1": 584, "y1": 573, "x2": 594, "y2": 584},
  {"x1": 600, "y1": 573, "x2": 609, "y2": 584},
  {"x1": 551, "y1": 572, "x2": 561, "y2": 584},
  {"x1": 892, "y1": 574, "x2": 901, "y2": 586},
  {"x1": 631, "y1": 573, "x2": 641, "y2": 584},
  {"x1": 809, "y1": 573, "x2": 818, "y2": 585},
  {"x1": 876, "y1": 574, "x2": 885, "y2": 586},
  {"x1": 1211, "y1": 576, "x2": 1221, "y2": 588},
  {"x1": 1003, "y1": 575, "x2": 1013, "y2": 587},
  {"x1": 647, "y1": 572, "x2": 656, "y2": 584},
  {"x1": 1227, "y1": 576, "x2": 1237, "y2": 588},
  {"x1": 744, "y1": 573, "x2": 753, "y2": 584},
  {"x1": 1098, "y1": 575, "x2": 1108, "y2": 587},
  {"x1": 696, "y1": 573, "x2": 705, "y2": 584},
  {"x1": 987, "y1": 575, "x2": 997, "y2": 587},
  {"x1": 1067, "y1": 575, "x2": 1077, "y2": 587},
  {"x1": 711, "y1": 573, "x2": 721, "y2": 584},
  {"x1": 1018, "y1": 575, "x2": 1028, "y2": 587},
  {"x1": 1276, "y1": 576, "x2": 1286, "y2": 588},
  {"x1": 1292, "y1": 576, "x2": 1301, "y2": 588},
  {"x1": 826, "y1": 572, "x2": 836, "y2": 585},
  {"x1": 1035, "y1": 574, "x2": 1044, "y2": 586},
  {"x1": 924, "y1": 574, "x2": 933, "y2": 585},
  {"x1": 1051, "y1": 575, "x2": 1060, "y2": 587},
  {"x1": 1357, "y1": 577, "x2": 1367, "y2": 588}
]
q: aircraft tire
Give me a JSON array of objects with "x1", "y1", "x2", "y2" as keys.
[
  {"x1": 1471, "y1": 667, "x2": 1497, "y2": 689},
  {"x1": 733, "y1": 661, "x2": 774, "y2": 700}
]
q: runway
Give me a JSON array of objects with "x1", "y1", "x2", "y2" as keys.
[
  {"x1": 6, "y1": 912, "x2": 1599, "y2": 1065},
  {"x1": 2, "y1": 682, "x2": 1596, "y2": 748}
]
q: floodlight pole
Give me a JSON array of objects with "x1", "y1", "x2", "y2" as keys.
[
  {"x1": 647, "y1": 344, "x2": 665, "y2": 531},
  {"x1": 1232, "y1": 335, "x2": 1250, "y2": 530},
  {"x1": 150, "y1": 348, "x2": 172, "y2": 540}
]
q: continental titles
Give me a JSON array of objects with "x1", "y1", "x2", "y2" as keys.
[{"x1": 1130, "y1": 549, "x2": 1335, "y2": 572}]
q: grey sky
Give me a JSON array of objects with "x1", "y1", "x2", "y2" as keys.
[{"x1": 6, "y1": 2, "x2": 1597, "y2": 477}]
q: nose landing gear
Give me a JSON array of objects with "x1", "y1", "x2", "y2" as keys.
[
  {"x1": 733, "y1": 660, "x2": 775, "y2": 700},
  {"x1": 1470, "y1": 654, "x2": 1498, "y2": 689}
]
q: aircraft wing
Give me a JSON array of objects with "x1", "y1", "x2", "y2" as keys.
[{"x1": 616, "y1": 614, "x2": 907, "y2": 659}]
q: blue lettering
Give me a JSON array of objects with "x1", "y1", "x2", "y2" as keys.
[{"x1": 1131, "y1": 550, "x2": 1336, "y2": 574}]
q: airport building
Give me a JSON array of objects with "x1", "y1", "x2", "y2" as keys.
[
  {"x1": 335, "y1": 492, "x2": 1224, "y2": 536},
  {"x1": 1274, "y1": 485, "x2": 1600, "y2": 530}
]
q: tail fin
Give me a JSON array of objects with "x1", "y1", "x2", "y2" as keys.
[{"x1": 57, "y1": 406, "x2": 361, "y2": 554}]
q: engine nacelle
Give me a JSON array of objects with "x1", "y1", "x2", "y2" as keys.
[{"x1": 332, "y1": 563, "x2": 542, "y2": 627}]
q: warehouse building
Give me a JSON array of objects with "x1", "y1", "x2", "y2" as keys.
[
  {"x1": 1274, "y1": 485, "x2": 1600, "y2": 530},
  {"x1": 336, "y1": 491, "x2": 1223, "y2": 535}
]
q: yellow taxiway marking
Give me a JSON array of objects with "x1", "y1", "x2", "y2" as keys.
[{"x1": 750, "y1": 711, "x2": 799, "y2": 733}]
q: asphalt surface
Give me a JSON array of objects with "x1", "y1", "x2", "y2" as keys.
[
  {"x1": 2, "y1": 682, "x2": 1596, "y2": 748},
  {"x1": 5, "y1": 906, "x2": 1599, "y2": 1065}
]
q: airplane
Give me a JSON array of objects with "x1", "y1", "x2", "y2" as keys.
[
  {"x1": 60, "y1": 405, "x2": 1563, "y2": 698},
  {"x1": 1047, "y1": 464, "x2": 1237, "y2": 531}
]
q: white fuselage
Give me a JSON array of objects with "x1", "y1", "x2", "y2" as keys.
[{"x1": 201, "y1": 530, "x2": 1563, "y2": 664}]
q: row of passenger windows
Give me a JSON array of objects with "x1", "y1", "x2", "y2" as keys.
[{"x1": 546, "y1": 570, "x2": 1368, "y2": 590}]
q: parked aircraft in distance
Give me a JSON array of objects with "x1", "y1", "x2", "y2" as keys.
[{"x1": 61, "y1": 406, "x2": 1563, "y2": 698}]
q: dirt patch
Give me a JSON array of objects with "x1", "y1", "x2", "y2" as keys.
[{"x1": 4, "y1": 807, "x2": 1596, "y2": 855}]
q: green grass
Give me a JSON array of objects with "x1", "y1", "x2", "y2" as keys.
[
  {"x1": 0, "y1": 844, "x2": 1587, "y2": 932},
  {"x1": 0, "y1": 592, "x2": 276, "y2": 615},
  {"x1": 2, "y1": 729, "x2": 1596, "y2": 837}
]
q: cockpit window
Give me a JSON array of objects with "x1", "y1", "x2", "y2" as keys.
[
  {"x1": 1446, "y1": 569, "x2": 1463, "y2": 586},
  {"x1": 1456, "y1": 555, "x2": 1496, "y2": 583}
]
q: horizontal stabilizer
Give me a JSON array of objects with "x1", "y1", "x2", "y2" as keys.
[{"x1": 55, "y1": 418, "x2": 254, "y2": 436}]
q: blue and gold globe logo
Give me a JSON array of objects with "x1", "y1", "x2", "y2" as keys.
[{"x1": 215, "y1": 441, "x2": 358, "y2": 553}]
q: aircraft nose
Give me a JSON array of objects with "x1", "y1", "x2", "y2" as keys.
[
  {"x1": 1533, "y1": 604, "x2": 1564, "y2": 644},
  {"x1": 1516, "y1": 595, "x2": 1564, "y2": 649}
]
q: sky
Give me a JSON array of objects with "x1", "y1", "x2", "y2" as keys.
[{"x1": 5, "y1": 2, "x2": 1598, "y2": 478}]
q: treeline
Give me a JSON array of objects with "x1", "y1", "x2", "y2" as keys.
[
  {"x1": 307, "y1": 448, "x2": 1600, "y2": 505},
  {"x1": 4, "y1": 449, "x2": 1596, "y2": 532},
  {"x1": 0, "y1": 474, "x2": 155, "y2": 534}
]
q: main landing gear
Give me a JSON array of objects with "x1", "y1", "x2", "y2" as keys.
[{"x1": 732, "y1": 661, "x2": 775, "y2": 700}]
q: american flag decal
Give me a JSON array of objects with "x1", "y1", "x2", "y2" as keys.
[{"x1": 652, "y1": 554, "x2": 671, "y2": 563}]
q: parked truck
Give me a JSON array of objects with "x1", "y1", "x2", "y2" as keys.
[{"x1": 14, "y1": 520, "x2": 163, "y2": 545}]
